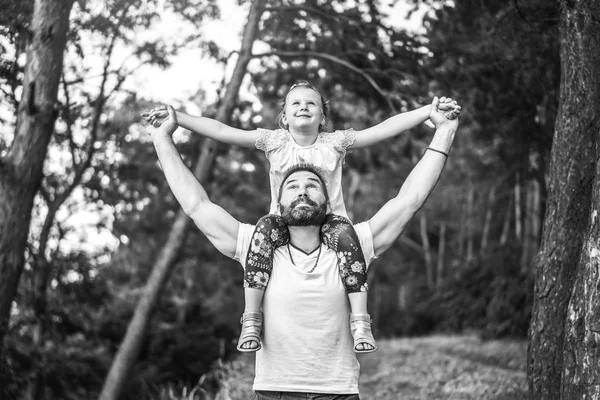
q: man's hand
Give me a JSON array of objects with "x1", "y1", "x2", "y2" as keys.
[
  {"x1": 429, "y1": 97, "x2": 460, "y2": 129},
  {"x1": 141, "y1": 105, "x2": 169, "y2": 128},
  {"x1": 148, "y1": 105, "x2": 178, "y2": 137},
  {"x1": 435, "y1": 96, "x2": 461, "y2": 120}
]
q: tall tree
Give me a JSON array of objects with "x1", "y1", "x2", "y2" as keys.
[
  {"x1": 528, "y1": 0, "x2": 600, "y2": 398},
  {"x1": 98, "y1": 0, "x2": 266, "y2": 398},
  {"x1": 19, "y1": 1, "x2": 194, "y2": 397},
  {"x1": 0, "y1": 0, "x2": 75, "y2": 358}
]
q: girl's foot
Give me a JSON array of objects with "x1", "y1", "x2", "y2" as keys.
[
  {"x1": 237, "y1": 311, "x2": 263, "y2": 352},
  {"x1": 350, "y1": 313, "x2": 377, "y2": 353}
]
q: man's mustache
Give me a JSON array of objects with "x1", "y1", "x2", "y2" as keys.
[{"x1": 291, "y1": 197, "x2": 319, "y2": 209}]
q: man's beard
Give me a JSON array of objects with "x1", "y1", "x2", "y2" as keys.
[{"x1": 280, "y1": 197, "x2": 327, "y2": 226}]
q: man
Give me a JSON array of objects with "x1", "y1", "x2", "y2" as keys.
[{"x1": 149, "y1": 98, "x2": 458, "y2": 398}]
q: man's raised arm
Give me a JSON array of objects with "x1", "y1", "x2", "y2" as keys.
[
  {"x1": 368, "y1": 97, "x2": 459, "y2": 255},
  {"x1": 149, "y1": 106, "x2": 239, "y2": 258}
]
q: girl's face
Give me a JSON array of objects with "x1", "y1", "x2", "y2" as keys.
[{"x1": 281, "y1": 87, "x2": 325, "y2": 133}]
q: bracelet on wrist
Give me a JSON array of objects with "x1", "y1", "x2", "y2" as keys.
[{"x1": 426, "y1": 147, "x2": 449, "y2": 157}]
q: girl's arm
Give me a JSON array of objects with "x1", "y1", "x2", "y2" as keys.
[
  {"x1": 143, "y1": 106, "x2": 262, "y2": 148},
  {"x1": 349, "y1": 97, "x2": 460, "y2": 149}
]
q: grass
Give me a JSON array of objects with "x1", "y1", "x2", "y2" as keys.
[
  {"x1": 173, "y1": 334, "x2": 528, "y2": 400},
  {"x1": 357, "y1": 335, "x2": 527, "y2": 400}
]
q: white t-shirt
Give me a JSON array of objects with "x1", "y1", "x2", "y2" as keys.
[
  {"x1": 234, "y1": 221, "x2": 377, "y2": 394},
  {"x1": 255, "y1": 128, "x2": 355, "y2": 219}
]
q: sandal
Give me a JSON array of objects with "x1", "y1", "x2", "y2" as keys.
[
  {"x1": 237, "y1": 311, "x2": 263, "y2": 352},
  {"x1": 350, "y1": 313, "x2": 378, "y2": 354}
]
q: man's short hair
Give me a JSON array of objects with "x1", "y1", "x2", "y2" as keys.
[{"x1": 277, "y1": 163, "x2": 330, "y2": 205}]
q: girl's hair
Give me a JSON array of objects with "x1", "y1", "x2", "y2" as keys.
[{"x1": 277, "y1": 80, "x2": 329, "y2": 132}]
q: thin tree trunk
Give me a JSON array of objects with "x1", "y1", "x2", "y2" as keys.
[
  {"x1": 532, "y1": 178, "x2": 542, "y2": 247},
  {"x1": 98, "y1": 1, "x2": 266, "y2": 399},
  {"x1": 466, "y1": 184, "x2": 474, "y2": 264},
  {"x1": 514, "y1": 176, "x2": 522, "y2": 240},
  {"x1": 419, "y1": 214, "x2": 434, "y2": 290},
  {"x1": 520, "y1": 179, "x2": 541, "y2": 274},
  {"x1": 500, "y1": 190, "x2": 513, "y2": 245},
  {"x1": 457, "y1": 195, "x2": 466, "y2": 258},
  {"x1": 436, "y1": 222, "x2": 446, "y2": 291},
  {"x1": 528, "y1": 0, "x2": 600, "y2": 398},
  {"x1": 520, "y1": 180, "x2": 532, "y2": 274},
  {"x1": 480, "y1": 185, "x2": 495, "y2": 257},
  {"x1": 0, "y1": 0, "x2": 74, "y2": 360}
]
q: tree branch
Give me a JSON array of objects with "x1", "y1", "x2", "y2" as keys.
[
  {"x1": 252, "y1": 50, "x2": 397, "y2": 112},
  {"x1": 61, "y1": 75, "x2": 79, "y2": 170},
  {"x1": 264, "y1": 5, "x2": 356, "y2": 25}
]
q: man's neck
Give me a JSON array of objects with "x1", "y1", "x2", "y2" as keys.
[{"x1": 287, "y1": 225, "x2": 321, "y2": 253}]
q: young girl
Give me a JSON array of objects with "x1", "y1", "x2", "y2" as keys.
[{"x1": 143, "y1": 81, "x2": 460, "y2": 354}]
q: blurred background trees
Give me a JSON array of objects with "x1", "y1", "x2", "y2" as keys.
[{"x1": 0, "y1": 0, "x2": 563, "y2": 398}]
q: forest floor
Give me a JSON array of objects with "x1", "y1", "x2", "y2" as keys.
[{"x1": 223, "y1": 334, "x2": 528, "y2": 400}]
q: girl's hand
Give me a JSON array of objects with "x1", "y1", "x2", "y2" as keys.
[
  {"x1": 435, "y1": 96, "x2": 461, "y2": 120},
  {"x1": 148, "y1": 106, "x2": 178, "y2": 137},
  {"x1": 141, "y1": 105, "x2": 169, "y2": 127},
  {"x1": 429, "y1": 97, "x2": 459, "y2": 129}
]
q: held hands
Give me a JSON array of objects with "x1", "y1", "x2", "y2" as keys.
[
  {"x1": 429, "y1": 97, "x2": 459, "y2": 129},
  {"x1": 434, "y1": 96, "x2": 461, "y2": 120},
  {"x1": 141, "y1": 105, "x2": 169, "y2": 128},
  {"x1": 146, "y1": 105, "x2": 178, "y2": 137}
]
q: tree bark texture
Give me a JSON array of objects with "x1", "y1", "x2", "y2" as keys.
[
  {"x1": 558, "y1": 0, "x2": 600, "y2": 397},
  {"x1": 528, "y1": 0, "x2": 600, "y2": 398},
  {"x1": 0, "y1": 0, "x2": 74, "y2": 358},
  {"x1": 98, "y1": 1, "x2": 266, "y2": 399}
]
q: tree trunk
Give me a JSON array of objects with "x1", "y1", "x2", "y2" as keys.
[
  {"x1": 500, "y1": 191, "x2": 512, "y2": 245},
  {"x1": 436, "y1": 222, "x2": 446, "y2": 291},
  {"x1": 465, "y1": 184, "x2": 474, "y2": 263},
  {"x1": 419, "y1": 214, "x2": 434, "y2": 290},
  {"x1": 528, "y1": 0, "x2": 600, "y2": 398},
  {"x1": 514, "y1": 176, "x2": 522, "y2": 240},
  {"x1": 480, "y1": 185, "x2": 495, "y2": 257},
  {"x1": 98, "y1": 1, "x2": 266, "y2": 399},
  {"x1": 558, "y1": 0, "x2": 600, "y2": 397},
  {"x1": 520, "y1": 179, "x2": 541, "y2": 274},
  {"x1": 0, "y1": 0, "x2": 74, "y2": 359}
]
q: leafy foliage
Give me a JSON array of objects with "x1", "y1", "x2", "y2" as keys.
[{"x1": 423, "y1": 245, "x2": 534, "y2": 338}]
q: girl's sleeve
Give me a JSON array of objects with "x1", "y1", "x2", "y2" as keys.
[
  {"x1": 327, "y1": 128, "x2": 356, "y2": 154},
  {"x1": 255, "y1": 128, "x2": 286, "y2": 153}
]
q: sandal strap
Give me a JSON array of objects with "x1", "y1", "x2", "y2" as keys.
[
  {"x1": 350, "y1": 313, "x2": 377, "y2": 353},
  {"x1": 350, "y1": 313, "x2": 372, "y2": 324},
  {"x1": 240, "y1": 311, "x2": 263, "y2": 324},
  {"x1": 237, "y1": 311, "x2": 263, "y2": 352}
]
